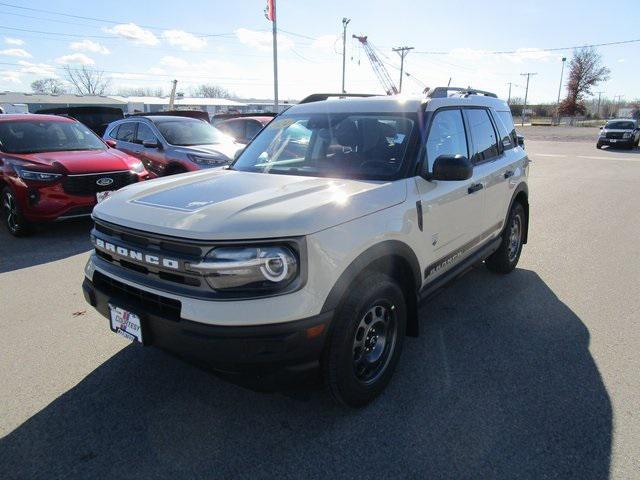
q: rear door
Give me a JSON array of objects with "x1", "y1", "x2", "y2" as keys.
[
  {"x1": 414, "y1": 108, "x2": 485, "y2": 282},
  {"x1": 113, "y1": 122, "x2": 138, "y2": 158}
]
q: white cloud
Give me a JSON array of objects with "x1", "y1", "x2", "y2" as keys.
[
  {"x1": 0, "y1": 48, "x2": 32, "y2": 58},
  {"x1": 235, "y1": 28, "x2": 293, "y2": 52},
  {"x1": 110, "y1": 72, "x2": 147, "y2": 80},
  {"x1": 618, "y1": 58, "x2": 626, "y2": 63},
  {"x1": 70, "y1": 39, "x2": 110, "y2": 55},
  {"x1": 4, "y1": 37, "x2": 24, "y2": 46},
  {"x1": 160, "y1": 56, "x2": 189, "y2": 68},
  {"x1": 149, "y1": 67, "x2": 166, "y2": 75},
  {"x1": 0, "y1": 70, "x2": 22, "y2": 83},
  {"x1": 55, "y1": 53, "x2": 95, "y2": 65},
  {"x1": 104, "y1": 23, "x2": 159, "y2": 46},
  {"x1": 311, "y1": 34, "x2": 338, "y2": 53},
  {"x1": 448, "y1": 47, "x2": 558, "y2": 64},
  {"x1": 18, "y1": 61, "x2": 56, "y2": 76},
  {"x1": 162, "y1": 30, "x2": 207, "y2": 51}
]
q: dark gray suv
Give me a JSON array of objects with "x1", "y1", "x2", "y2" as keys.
[{"x1": 104, "y1": 116, "x2": 243, "y2": 177}]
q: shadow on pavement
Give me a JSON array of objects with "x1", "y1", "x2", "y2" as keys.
[
  {"x1": 0, "y1": 268, "x2": 612, "y2": 479},
  {"x1": 0, "y1": 218, "x2": 93, "y2": 273}
]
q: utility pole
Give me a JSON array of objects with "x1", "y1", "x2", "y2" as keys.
[
  {"x1": 507, "y1": 82, "x2": 514, "y2": 104},
  {"x1": 168, "y1": 79, "x2": 177, "y2": 110},
  {"x1": 341, "y1": 18, "x2": 350, "y2": 93},
  {"x1": 520, "y1": 72, "x2": 537, "y2": 126},
  {"x1": 555, "y1": 57, "x2": 567, "y2": 124},
  {"x1": 613, "y1": 95, "x2": 624, "y2": 117},
  {"x1": 392, "y1": 46, "x2": 414, "y2": 93},
  {"x1": 265, "y1": 0, "x2": 278, "y2": 111},
  {"x1": 596, "y1": 91, "x2": 604, "y2": 118}
]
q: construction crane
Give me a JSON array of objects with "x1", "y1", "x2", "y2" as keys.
[{"x1": 352, "y1": 35, "x2": 398, "y2": 95}]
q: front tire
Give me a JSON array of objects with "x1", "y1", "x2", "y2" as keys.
[
  {"x1": 2, "y1": 186, "x2": 32, "y2": 237},
  {"x1": 596, "y1": 142, "x2": 602, "y2": 149},
  {"x1": 322, "y1": 272, "x2": 406, "y2": 407},
  {"x1": 485, "y1": 202, "x2": 525, "y2": 274}
]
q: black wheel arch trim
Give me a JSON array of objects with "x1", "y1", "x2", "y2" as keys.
[
  {"x1": 506, "y1": 181, "x2": 529, "y2": 243},
  {"x1": 320, "y1": 240, "x2": 422, "y2": 315}
]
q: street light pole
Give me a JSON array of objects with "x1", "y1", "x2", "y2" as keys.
[
  {"x1": 596, "y1": 91, "x2": 604, "y2": 118},
  {"x1": 341, "y1": 18, "x2": 350, "y2": 93},
  {"x1": 555, "y1": 57, "x2": 567, "y2": 124}
]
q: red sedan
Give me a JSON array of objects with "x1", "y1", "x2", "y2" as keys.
[{"x1": 0, "y1": 114, "x2": 148, "y2": 236}]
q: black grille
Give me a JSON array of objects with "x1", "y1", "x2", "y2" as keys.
[
  {"x1": 606, "y1": 132, "x2": 624, "y2": 139},
  {"x1": 93, "y1": 271, "x2": 182, "y2": 321},
  {"x1": 62, "y1": 171, "x2": 137, "y2": 196}
]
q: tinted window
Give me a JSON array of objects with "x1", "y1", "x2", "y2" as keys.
[
  {"x1": 493, "y1": 111, "x2": 513, "y2": 149},
  {"x1": 108, "y1": 125, "x2": 119, "y2": 139},
  {"x1": 135, "y1": 123, "x2": 157, "y2": 144},
  {"x1": 219, "y1": 120, "x2": 244, "y2": 140},
  {"x1": 467, "y1": 109, "x2": 499, "y2": 162},
  {"x1": 496, "y1": 111, "x2": 517, "y2": 146},
  {"x1": 0, "y1": 120, "x2": 106, "y2": 154},
  {"x1": 605, "y1": 121, "x2": 636, "y2": 130},
  {"x1": 245, "y1": 120, "x2": 263, "y2": 140},
  {"x1": 426, "y1": 109, "x2": 467, "y2": 171},
  {"x1": 233, "y1": 113, "x2": 415, "y2": 180},
  {"x1": 156, "y1": 120, "x2": 227, "y2": 146},
  {"x1": 116, "y1": 122, "x2": 136, "y2": 142}
]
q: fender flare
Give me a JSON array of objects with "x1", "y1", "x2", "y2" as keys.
[
  {"x1": 321, "y1": 240, "x2": 422, "y2": 314},
  {"x1": 505, "y1": 182, "x2": 529, "y2": 242}
]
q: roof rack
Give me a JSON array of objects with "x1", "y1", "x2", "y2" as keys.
[
  {"x1": 298, "y1": 93, "x2": 378, "y2": 104},
  {"x1": 427, "y1": 87, "x2": 498, "y2": 99}
]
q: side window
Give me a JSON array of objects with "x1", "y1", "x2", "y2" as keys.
[
  {"x1": 466, "y1": 109, "x2": 499, "y2": 162},
  {"x1": 115, "y1": 122, "x2": 136, "y2": 143},
  {"x1": 223, "y1": 120, "x2": 245, "y2": 140},
  {"x1": 496, "y1": 110, "x2": 517, "y2": 148},
  {"x1": 425, "y1": 109, "x2": 468, "y2": 171},
  {"x1": 135, "y1": 123, "x2": 157, "y2": 144},
  {"x1": 492, "y1": 111, "x2": 513, "y2": 150},
  {"x1": 108, "y1": 125, "x2": 120, "y2": 139},
  {"x1": 245, "y1": 120, "x2": 263, "y2": 141}
]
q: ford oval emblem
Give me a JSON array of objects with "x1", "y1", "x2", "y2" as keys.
[{"x1": 96, "y1": 177, "x2": 114, "y2": 186}]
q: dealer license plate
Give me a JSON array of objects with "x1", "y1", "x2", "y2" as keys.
[
  {"x1": 96, "y1": 191, "x2": 114, "y2": 203},
  {"x1": 610, "y1": 139, "x2": 617, "y2": 143},
  {"x1": 109, "y1": 305, "x2": 143, "y2": 343}
]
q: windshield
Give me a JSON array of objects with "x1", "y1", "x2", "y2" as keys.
[
  {"x1": 156, "y1": 120, "x2": 228, "y2": 146},
  {"x1": 605, "y1": 121, "x2": 636, "y2": 130},
  {"x1": 232, "y1": 113, "x2": 415, "y2": 180},
  {"x1": 0, "y1": 120, "x2": 106, "y2": 154}
]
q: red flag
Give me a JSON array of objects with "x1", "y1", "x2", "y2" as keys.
[{"x1": 265, "y1": 0, "x2": 276, "y2": 22}]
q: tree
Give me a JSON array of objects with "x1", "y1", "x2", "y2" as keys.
[
  {"x1": 63, "y1": 65, "x2": 111, "y2": 95},
  {"x1": 191, "y1": 84, "x2": 233, "y2": 99},
  {"x1": 559, "y1": 47, "x2": 610, "y2": 116},
  {"x1": 31, "y1": 78, "x2": 67, "y2": 95}
]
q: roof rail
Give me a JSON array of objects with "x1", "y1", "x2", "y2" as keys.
[
  {"x1": 428, "y1": 87, "x2": 498, "y2": 99},
  {"x1": 298, "y1": 93, "x2": 378, "y2": 104}
]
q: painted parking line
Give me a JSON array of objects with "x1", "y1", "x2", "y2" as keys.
[
  {"x1": 577, "y1": 155, "x2": 640, "y2": 162},
  {"x1": 532, "y1": 153, "x2": 567, "y2": 158}
]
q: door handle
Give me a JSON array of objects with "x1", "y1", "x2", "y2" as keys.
[
  {"x1": 503, "y1": 170, "x2": 514, "y2": 179},
  {"x1": 468, "y1": 183, "x2": 484, "y2": 194}
]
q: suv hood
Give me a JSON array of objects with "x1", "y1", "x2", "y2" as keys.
[
  {"x1": 93, "y1": 169, "x2": 407, "y2": 240},
  {"x1": 10, "y1": 149, "x2": 135, "y2": 174}
]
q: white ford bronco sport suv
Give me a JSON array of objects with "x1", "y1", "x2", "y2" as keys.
[{"x1": 83, "y1": 87, "x2": 529, "y2": 407}]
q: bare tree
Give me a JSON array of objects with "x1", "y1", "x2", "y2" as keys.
[
  {"x1": 559, "y1": 47, "x2": 610, "y2": 116},
  {"x1": 31, "y1": 78, "x2": 67, "y2": 95},
  {"x1": 191, "y1": 84, "x2": 233, "y2": 99},
  {"x1": 63, "y1": 65, "x2": 111, "y2": 95},
  {"x1": 116, "y1": 86, "x2": 164, "y2": 97}
]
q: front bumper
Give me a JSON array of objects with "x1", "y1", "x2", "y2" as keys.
[
  {"x1": 82, "y1": 272, "x2": 332, "y2": 374},
  {"x1": 597, "y1": 137, "x2": 634, "y2": 147}
]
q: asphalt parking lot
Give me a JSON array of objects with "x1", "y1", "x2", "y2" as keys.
[{"x1": 1, "y1": 128, "x2": 639, "y2": 479}]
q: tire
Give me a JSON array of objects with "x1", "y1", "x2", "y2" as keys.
[
  {"x1": 322, "y1": 272, "x2": 406, "y2": 407},
  {"x1": 596, "y1": 143, "x2": 602, "y2": 149},
  {"x1": 2, "y1": 186, "x2": 32, "y2": 237},
  {"x1": 485, "y1": 202, "x2": 526, "y2": 274},
  {"x1": 634, "y1": 137, "x2": 639, "y2": 147}
]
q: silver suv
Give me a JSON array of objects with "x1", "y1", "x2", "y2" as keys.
[{"x1": 83, "y1": 88, "x2": 530, "y2": 407}]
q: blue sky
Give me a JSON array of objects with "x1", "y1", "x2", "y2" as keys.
[{"x1": 0, "y1": 0, "x2": 637, "y2": 103}]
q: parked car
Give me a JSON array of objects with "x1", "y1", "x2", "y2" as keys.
[
  {"x1": 83, "y1": 88, "x2": 530, "y2": 406},
  {"x1": 129, "y1": 110, "x2": 210, "y2": 122},
  {"x1": 36, "y1": 106, "x2": 124, "y2": 137},
  {"x1": 0, "y1": 114, "x2": 148, "y2": 236},
  {"x1": 213, "y1": 113, "x2": 276, "y2": 144},
  {"x1": 597, "y1": 118, "x2": 639, "y2": 149},
  {"x1": 104, "y1": 115, "x2": 242, "y2": 177}
]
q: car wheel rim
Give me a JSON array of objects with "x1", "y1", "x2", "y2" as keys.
[
  {"x1": 3, "y1": 192, "x2": 18, "y2": 232},
  {"x1": 507, "y1": 214, "x2": 522, "y2": 262},
  {"x1": 352, "y1": 303, "x2": 397, "y2": 384}
]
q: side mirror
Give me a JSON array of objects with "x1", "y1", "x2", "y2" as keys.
[
  {"x1": 143, "y1": 139, "x2": 160, "y2": 149},
  {"x1": 517, "y1": 134, "x2": 525, "y2": 147},
  {"x1": 105, "y1": 139, "x2": 117, "y2": 148},
  {"x1": 431, "y1": 154, "x2": 473, "y2": 181}
]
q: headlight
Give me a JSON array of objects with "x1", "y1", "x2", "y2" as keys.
[
  {"x1": 187, "y1": 154, "x2": 228, "y2": 166},
  {"x1": 12, "y1": 165, "x2": 62, "y2": 182},
  {"x1": 623, "y1": 132, "x2": 632, "y2": 139},
  {"x1": 130, "y1": 161, "x2": 145, "y2": 174},
  {"x1": 187, "y1": 245, "x2": 298, "y2": 292},
  {"x1": 599, "y1": 130, "x2": 607, "y2": 137}
]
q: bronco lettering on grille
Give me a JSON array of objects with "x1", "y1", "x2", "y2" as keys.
[{"x1": 94, "y1": 237, "x2": 180, "y2": 270}]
